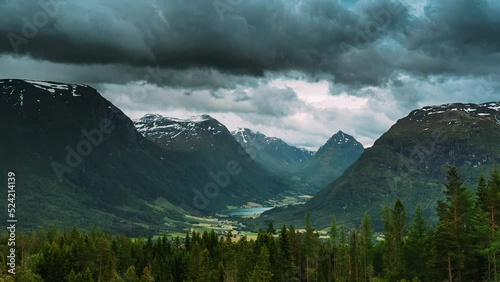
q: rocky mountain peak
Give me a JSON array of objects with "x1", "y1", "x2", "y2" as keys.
[
  {"x1": 317, "y1": 131, "x2": 364, "y2": 155},
  {"x1": 133, "y1": 114, "x2": 229, "y2": 151}
]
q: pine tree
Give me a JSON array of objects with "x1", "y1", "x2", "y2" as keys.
[
  {"x1": 327, "y1": 219, "x2": 338, "y2": 282},
  {"x1": 360, "y1": 212, "x2": 374, "y2": 282},
  {"x1": 185, "y1": 230, "x2": 191, "y2": 252},
  {"x1": 349, "y1": 229, "x2": 361, "y2": 282},
  {"x1": 235, "y1": 235, "x2": 254, "y2": 282},
  {"x1": 278, "y1": 224, "x2": 294, "y2": 281},
  {"x1": 248, "y1": 246, "x2": 273, "y2": 282},
  {"x1": 382, "y1": 199, "x2": 407, "y2": 281},
  {"x1": 335, "y1": 225, "x2": 350, "y2": 282},
  {"x1": 303, "y1": 212, "x2": 319, "y2": 281},
  {"x1": 188, "y1": 242, "x2": 212, "y2": 282},
  {"x1": 489, "y1": 167, "x2": 500, "y2": 280},
  {"x1": 266, "y1": 223, "x2": 276, "y2": 235},
  {"x1": 287, "y1": 225, "x2": 301, "y2": 281},
  {"x1": 81, "y1": 267, "x2": 94, "y2": 282},
  {"x1": 477, "y1": 173, "x2": 489, "y2": 211},
  {"x1": 267, "y1": 235, "x2": 283, "y2": 281},
  {"x1": 404, "y1": 205, "x2": 431, "y2": 281},
  {"x1": 140, "y1": 266, "x2": 155, "y2": 282},
  {"x1": 434, "y1": 166, "x2": 474, "y2": 282},
  {"x1": 14, "y1": 266, "x2": 43, "y2": 282},
  {"x1": 477, "y1": 167, "x2": 500, "y2": 281},
  {"x1": 124, "y1": 265, "x2": 139, "y2": 282}
]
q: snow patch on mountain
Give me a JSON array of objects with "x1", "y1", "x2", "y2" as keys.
[
  {"x1": 25, "y1": 80, "x2": 70, "y2": 91},
  {"x1": 232, "y1": 128, "x2": 248, "y2": 143},
  {"x1": 22, "y1": 80, "x2": 86, "y2": 98}
]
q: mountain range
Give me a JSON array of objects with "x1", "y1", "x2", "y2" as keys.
[
  {"x1": 232, "y1": 128, "x2": 364, "y2": 192},
  {"x1": 260, "y1": 102, "x2": 500, "y2": 228},
  {"x1": 5, "y1": 78, "x2": 499, "y2": 234},
  {"x1": 0, "y1": 79, "x2": 362, "y2": 235},
  {"x1": 133, "y1": 113, "x2": 287, "y2": 212}
]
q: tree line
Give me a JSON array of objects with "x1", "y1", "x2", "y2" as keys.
[{"x1": 1, "y1": 166, "x2": 499, "y2": 282}]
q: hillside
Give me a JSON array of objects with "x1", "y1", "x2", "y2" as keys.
[{"x1": 0, "y1": 79, "x2": 197, "y2": 235}]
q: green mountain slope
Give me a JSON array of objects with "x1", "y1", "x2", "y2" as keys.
[{"x1": 301, "y1": 130, "x2": 364, "y2": 190}]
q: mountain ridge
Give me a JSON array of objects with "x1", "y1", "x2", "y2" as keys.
[
  {"x1": 133, "y1": 113, "x2": 289, "y2": 212},
  {"x1": 259, "y1": 101, "x2": 500, "y2": 229},
  {"x1": 231, "y1": 127, "x2": 364, "y2": 193}
]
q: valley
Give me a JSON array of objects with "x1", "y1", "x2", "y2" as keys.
[
  {"x1": 2, "y1": 1, "x2": 498, "y2": 280},
  {"x1": 2, "y1": 79, "x2": 500, "y2": 235},
  {"x1": 2, "y1": 79, "x2": 500, "y2": 281}
]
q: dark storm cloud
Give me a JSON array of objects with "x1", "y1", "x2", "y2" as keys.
[
  {"x1": 0, "y1": 55, "x2": 261, "y2": 89},
  {"x1": 0, "y1": 0, "x2": 499, "y2": 88},
  {"x1": 0, "y1": 0, "x2": 409, "y2": 87},
  {"x1": 395, "y1": 0, "x2": 500, "y2": 78}
]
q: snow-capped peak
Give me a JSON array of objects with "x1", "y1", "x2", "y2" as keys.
[
  {"x1": 133, "y1": 114, "x2": 225, "y2": 151},
  {"x1": 408, "y1": 102, "x2": 500, "y2": 123},
  {"x1": 330, "y1": 130, "x2": 351, "y2": 144}
]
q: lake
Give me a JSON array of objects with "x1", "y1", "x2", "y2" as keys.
[{"x1": 221, "y1": 207, "x2": 274, "y2": 216}]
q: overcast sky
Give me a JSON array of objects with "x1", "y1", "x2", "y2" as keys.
[{"x1": 1, "y1": 0, "x2": 499, "y2": 149}]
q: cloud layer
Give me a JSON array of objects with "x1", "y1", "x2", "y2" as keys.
[
  {"x1": 1, "y1": 0, "x2": 499, "y2": 87},
  {"x1": 0, "y1": 0, "x2": 499, "y2": 148}
]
